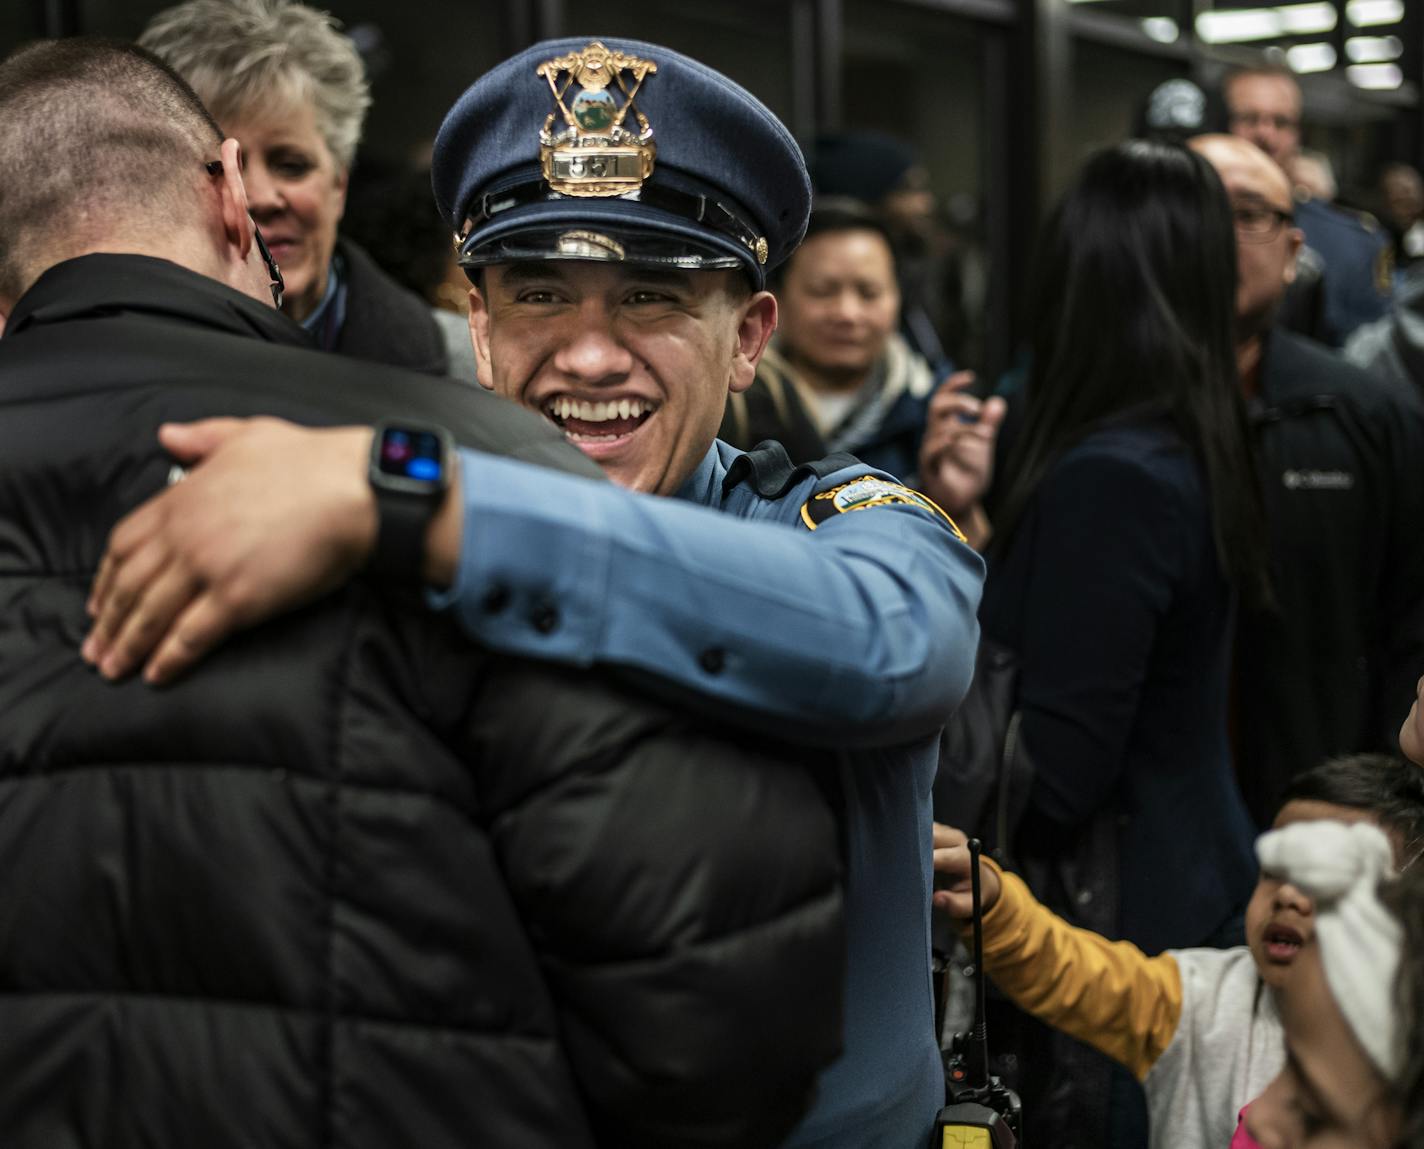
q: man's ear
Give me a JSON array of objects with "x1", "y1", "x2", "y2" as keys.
[
  {"x1": 467, "y1": 285, "x2": 496, "y2": 392},
  {"x1": 217, "y1": 136, "x2": 256, "y2": 261},
  {"x1": 728, "y1": 290, "x2": 778, "y2": 395},
  {"x1": 1283, "y1": 226, "x2": 1304, "y2": 287}
]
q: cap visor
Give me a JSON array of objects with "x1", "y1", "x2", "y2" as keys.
[{"x1": 458, "y1": 197, "x2": 758, "y2": 277}]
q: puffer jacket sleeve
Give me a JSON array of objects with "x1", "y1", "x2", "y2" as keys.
[{"x1": 460, "y1": 656, "x2": 846, "y2": 1149}]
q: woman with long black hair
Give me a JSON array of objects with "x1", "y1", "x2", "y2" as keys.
[{"x1": 982, "y1": 139, "x2": 1270, "y2": 1146}]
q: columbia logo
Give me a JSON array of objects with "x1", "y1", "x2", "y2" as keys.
[{"x1": 1282, "y1": 469, "x2": 1354, "y2": 491}]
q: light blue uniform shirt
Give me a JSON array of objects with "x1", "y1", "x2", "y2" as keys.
[{"x1": 434, "y1": 439, "x2": 984, "y2": 1145}]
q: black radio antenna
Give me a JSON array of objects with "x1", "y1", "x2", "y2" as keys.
[
  {"x1": 933, "y1": 836, "x2": 1024, "y2": 1146},
  {"x1": 965, "y1": 837, "x2": 991, "y2": 1089}
]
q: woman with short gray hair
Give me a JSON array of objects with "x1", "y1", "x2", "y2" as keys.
[{"x1": 140, "y1": 0, "x2": 450, "y2": 374}]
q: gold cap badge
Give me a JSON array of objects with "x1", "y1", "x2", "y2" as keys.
[{"x1": 537, "y1": 42, "x2": 658, "y2": 198}]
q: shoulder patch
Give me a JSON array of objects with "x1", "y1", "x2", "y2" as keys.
[
  {"x1": 800, "y1": 474, "x2": 966, "y2": 541},
  {"x1": 1376, "y1": 244, "x2": 1394, "y2": 296}
]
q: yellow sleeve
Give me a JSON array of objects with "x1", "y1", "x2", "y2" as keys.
[{"x1": 970, "y1": 862, "x2": 1183, "y2": 1080}]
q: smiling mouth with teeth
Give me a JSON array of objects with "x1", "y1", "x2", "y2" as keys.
[{"x1": 543, "y1": 396, "x2": 657, "y2": 444}]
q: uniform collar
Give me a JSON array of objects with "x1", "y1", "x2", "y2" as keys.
[
  {"x1": 5, "y1": 253, "x2": 311, "y2": 349},
  {"x1": 674, "y1": 441, "x2": 734, "y2": 506}
]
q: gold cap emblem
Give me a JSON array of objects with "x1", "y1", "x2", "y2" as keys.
[{"x1": 537, "y1": 42, "x2": 658, "y2": 198}]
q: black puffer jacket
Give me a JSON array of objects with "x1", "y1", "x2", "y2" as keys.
[
  {"x1": 0, "y1": 256, "x2": 846, "y2": 1149},
  {"x1": 333, "y1": 236, "x2": 450, "y2": 376}
]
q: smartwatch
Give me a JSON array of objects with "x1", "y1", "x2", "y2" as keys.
[{"x1": 367, "y1": 422, "x2": 454, "y2": 585}]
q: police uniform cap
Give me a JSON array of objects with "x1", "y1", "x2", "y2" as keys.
[{"x1": 432, "y1": 36, "x2": 811, "y2": 290}]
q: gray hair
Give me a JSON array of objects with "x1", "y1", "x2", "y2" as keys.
[{"x1": 138, "y1": 0, "x2": 370, "y2": 170}]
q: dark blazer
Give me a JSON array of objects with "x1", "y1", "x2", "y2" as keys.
[
  {"x1": 982, "y1": 418, "x2": 1257, "y2": 955},
  {"x1": 334, "y1": 236, "x2": 450, "y2": 376},
  {"x1": 0, "y1": 254, "x2": 845, "y2": 1149}
]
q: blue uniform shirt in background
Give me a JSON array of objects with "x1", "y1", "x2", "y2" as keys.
[
  {"x1": 432, "y1": 439, "x2": 984, "y2": 1144},
  {"x1": 1295, "y1": 196, "x2": 1392, "y2": 346}
]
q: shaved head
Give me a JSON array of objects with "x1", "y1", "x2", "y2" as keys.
[
  {"x1": 0, "y1": 39, "x2": 223, "y2": 302},
  {"x1": 1190, "y1": 134, "x2": 1293, "y2": 208}
]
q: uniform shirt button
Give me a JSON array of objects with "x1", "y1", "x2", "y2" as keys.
[
  {"x1": 699, "y1": 647, "x2": 726, "y2": 674},
  {"x1": 481, "y1": 585, "x2": 511, "y2": 614},
  {"x1": 531, "y1": 604, "x2": 560, "y2": 634}
]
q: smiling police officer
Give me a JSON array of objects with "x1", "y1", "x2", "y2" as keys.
[{"x1": 84, "y1": 37, "x2": 986, "y2": 1148}]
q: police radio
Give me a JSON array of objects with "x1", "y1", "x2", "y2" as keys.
[{"x1": 931, "y1": 837, "x2": 1024, "y2": 1149}]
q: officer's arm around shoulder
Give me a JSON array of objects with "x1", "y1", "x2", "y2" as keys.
[
  {"x1": 446, "y1": 450, "x2": 984, "y2": 749},
  {"x1": 461, "y1": 656, "x2": 845, "y2": 1148}
]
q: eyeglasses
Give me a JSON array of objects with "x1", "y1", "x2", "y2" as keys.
[
  {"x1": 1233, "y1": 202, "x2": 1295, "y2": 244},
  {"x1": 1229, "y1": 111, "x2": 1300, "y2": 134},
  {"x1": 205, "y1": 159, "x2": 285, "y2": 308}
]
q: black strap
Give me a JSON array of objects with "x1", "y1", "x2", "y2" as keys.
[
  {"x1": 369, "y1": 488, "x2": 432, "y2": 586},
  {"x1": 462, "y1": 179, "x2": 765, "y2": 263},
  {"x1": 721, "y1": 440, "x2": 862, "y2": 501}
]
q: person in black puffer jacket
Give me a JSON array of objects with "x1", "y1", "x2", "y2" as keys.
[{"x1": 0, "y1": 40, "x2": 845, "y2": 1149}]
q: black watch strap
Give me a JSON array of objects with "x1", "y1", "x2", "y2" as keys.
[
  {"x1": 367, "y1": 423, "x2": 453, "y2": 586},
  {"x1": 370, "y1": 488, "x2": 434, "y2": 585}
]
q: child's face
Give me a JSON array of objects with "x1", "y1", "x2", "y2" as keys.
[
  {"x1": 1243, "y1": 942, "x2": 1398, "y2": 1148},
  {"x1": 1245, "y1": 801, "x2": 1376, "y2": 989}
]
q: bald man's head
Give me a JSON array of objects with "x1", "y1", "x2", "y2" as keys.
[
  {"x1": 1190, "y1": 133, "x2": 1302, "y2": 342},
  {"x1": 1191, "y1": 133, "x2": 1293, "y2": 206}
]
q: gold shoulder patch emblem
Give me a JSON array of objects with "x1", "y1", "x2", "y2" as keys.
[{"x1": 800, "y1": 475, "x2": 966, "y2": 541}]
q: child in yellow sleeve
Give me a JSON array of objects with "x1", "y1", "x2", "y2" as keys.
[{"x1": 932, "y1": 754, "x2": 1424, "y2": 1149}]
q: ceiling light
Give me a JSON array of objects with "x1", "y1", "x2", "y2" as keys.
[
  {"x1": 1345, "y1": 34, "x2": 1403, "y2": 62},
  {"x1": 1345, "y1": 0, "x2": 1404, "y2": 26},
  {"x1": 1141, "y1": 16, "x2": 1180, "y2": 41},
  {"x1": 1277, "y1": 1, "x2": 1338, "y2": 33},
  {"x1": 1347, "y1": 62, "x2": 1404, "y2": 88},
  {"x1": 1196, "y1": 8, "x2": 1282, "y2": 43},
  {"x1": 1287, "y1": 42, "x2": 1338, "y2": 72}
]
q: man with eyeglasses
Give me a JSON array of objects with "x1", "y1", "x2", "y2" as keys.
[
  {"x1": 1223, "y1": 65, "x2": 1392, "y2": 344},
  {"x1": 1190, "y1": 134, "x2": 1424, "y2": 832},
  {"x1": 0, "y1": 38, "x2": 849, "y2": 1148}
]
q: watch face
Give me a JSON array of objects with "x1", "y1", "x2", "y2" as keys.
[{"x1": 377, "y1": 428, "x2": 445, "y2": 486}]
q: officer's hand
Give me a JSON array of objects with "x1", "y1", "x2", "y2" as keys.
[
  {"x1": 931, "y1": 822, "x2": 1002, "y2": 917},
  {"x1": 83, "y1": 417, "x2": 378, "y2": 686},
  {"x1": 917, "y1": 372, "x2": 1005, "y2": 538}
]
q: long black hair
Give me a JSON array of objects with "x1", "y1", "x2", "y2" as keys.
[{"x1": 993, "y1": 139, "x2": 1270, "y2": 605}]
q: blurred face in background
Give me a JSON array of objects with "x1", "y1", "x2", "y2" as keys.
[
  {"x1": 1381, "y1": 165, "x2": 1424, "y2": 232},
  {"x1": 1191, "y1": 135, "x2": 1303, "y2": 341},
  {"x1": 226, "y1": 98, "x2": 349, "y2": 323},
  {"x1": 881, "y1": 165, "x2": 937, "y2": 244},
  {"x1": 1226, "y1": 72, "x2": 1303, "y2": 167},
  {"x1": 777, "y1": 227, "x2": 901, "y2": 389}
]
